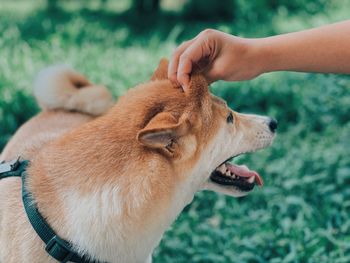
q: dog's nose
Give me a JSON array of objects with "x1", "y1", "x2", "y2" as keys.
[{"x1": 268, "y1": 118, "x2": 278, "y2": 133}]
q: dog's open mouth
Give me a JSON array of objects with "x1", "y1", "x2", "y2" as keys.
[{"x1": 210, "y1": 155, "x2": 263, "y2": 192}]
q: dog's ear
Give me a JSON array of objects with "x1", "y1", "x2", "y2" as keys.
[
  {"x1": 137, "y1": 112, "x2": 189, "y2": 153},
  {"x1": 150, "y1": 58, "x2": 169, "y2": 81},
  {"x1": 186, "y1": 74, "x2": 211, "y2": 123},
  {"x1": 186, "y1": 74, "x2": 209, "y2": 99}
]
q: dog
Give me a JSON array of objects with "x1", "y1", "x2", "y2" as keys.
[{"x1": 0, "y1": 59, "x2": 276, "y2": 263}]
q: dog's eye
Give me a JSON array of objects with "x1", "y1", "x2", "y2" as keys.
[{"x1": 227, "y1": 112, "x2": 234, "y2": 124}]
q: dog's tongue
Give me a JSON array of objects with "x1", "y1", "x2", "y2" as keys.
[{"x1": 226, "y1": 163, "x2": 264, "y2": 186}]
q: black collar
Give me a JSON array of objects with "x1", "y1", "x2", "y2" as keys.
[{"x1": 0, "y1": 159, "x2": 106, "y2": 263}]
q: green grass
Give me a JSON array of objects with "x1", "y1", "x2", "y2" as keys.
[{"x1": 1, "y1": 1, "x2": 350, "y2": 262}]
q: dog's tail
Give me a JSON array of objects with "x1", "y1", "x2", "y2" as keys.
[{"x1": 33, "y1": 65, "x2": 114, "y2": 116}]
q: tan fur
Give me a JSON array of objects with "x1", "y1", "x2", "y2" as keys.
[
  {"x1": 34, "y1": 65, "x2": 114, "y2": 115},
  {"x1": 0, "y1": 59, "x2": 275, "y2": 263}
]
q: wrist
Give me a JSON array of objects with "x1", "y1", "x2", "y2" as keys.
[
  {"x1": 238, "y1": 38, "x2": 270, "y2": 79},
  {"x1": 253, "y1": 35, "x2": 299, "y2": 74},
  {"x1": 249, "y1": 38, "x2": 276, "y2": 75}
]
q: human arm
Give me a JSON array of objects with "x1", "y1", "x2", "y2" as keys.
[{"x1": 168, "y1": 20, "x2": 350, "y2": 89}]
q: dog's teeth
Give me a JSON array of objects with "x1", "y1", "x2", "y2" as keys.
[
  {"x1": 217, "y1": 164, "x2": 226, "y2": 174},
  {"x1": 247, "y1": 176, "x2": 255, "y2": 183}
]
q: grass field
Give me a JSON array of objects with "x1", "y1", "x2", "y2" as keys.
[{"x1": 0, "y1": 1, "x2": 349, "y2": 262}]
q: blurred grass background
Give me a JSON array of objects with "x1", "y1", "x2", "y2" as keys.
[{"x1": 0, "y1": 0, "x2": 350, "y2": 262}]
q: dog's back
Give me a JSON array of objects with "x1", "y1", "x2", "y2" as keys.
[{"x1": 0, "y1": 65, "x2": 113, "y2": 161}]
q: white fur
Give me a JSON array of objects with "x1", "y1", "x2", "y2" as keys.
[{"x1": 62, "y1": 184, "x2": 177, "y2": 263}]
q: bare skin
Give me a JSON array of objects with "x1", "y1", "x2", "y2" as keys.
[{"x1": 168, "y1": 20, "x2": 350, "y2": 90}]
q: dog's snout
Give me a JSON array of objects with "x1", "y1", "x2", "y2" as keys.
[{"x1": 268, "y1": 118, "x2": 278, "y2": 133}]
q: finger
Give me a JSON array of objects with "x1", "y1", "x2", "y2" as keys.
[
  {"x1": 177, "y1": 39, "x2": 210, "y2": 89},
  {"x1": 176, "y1": 56, "x2": 192, "y2": 90},
  {"x1": 168, "y1": 40, "x2": 193, "y2": 83}
]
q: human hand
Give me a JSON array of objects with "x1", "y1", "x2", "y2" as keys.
[{"x1": 168, "y1": 29, "x2": 263, "y2": 90}]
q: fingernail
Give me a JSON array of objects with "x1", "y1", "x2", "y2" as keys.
[
  {"x1": 181, "y1": 83, "x2": 188, "y2": 93},
  {"x1": 183, "y1": 83, "x2": 189, "y2": 92}
]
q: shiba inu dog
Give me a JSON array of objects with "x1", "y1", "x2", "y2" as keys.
[{"x1": 0, "y1": 59, "x2": 276, "y2": 263}]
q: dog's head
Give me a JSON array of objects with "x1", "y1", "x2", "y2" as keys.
[{"x1": 116, "y1": 59, "x2": 276, "y2": 197}]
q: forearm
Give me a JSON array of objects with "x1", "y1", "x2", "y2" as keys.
[{"x1": 255, "y1": 20, "x2": 350, "y2": 75}]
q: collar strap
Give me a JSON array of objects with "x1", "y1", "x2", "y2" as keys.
[{"x1": 1, "y1": 160, "x2": 105, "y2": 263}]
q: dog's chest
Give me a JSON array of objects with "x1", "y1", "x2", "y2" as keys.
[{"x1": 60, "y1": 182, "x2": 195, "y2": 263}]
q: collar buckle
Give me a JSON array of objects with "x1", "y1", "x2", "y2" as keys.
[
  {"x1": 0, "y1": 157, "x2": 20, "y2": 174},
  {"x1": 45, "y1": 235, "x2": 75, "y2": 263}
]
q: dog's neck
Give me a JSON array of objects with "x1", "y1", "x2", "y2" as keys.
[{"x1": 27, "y1": 117, "x2": 205, "y2": 263}]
